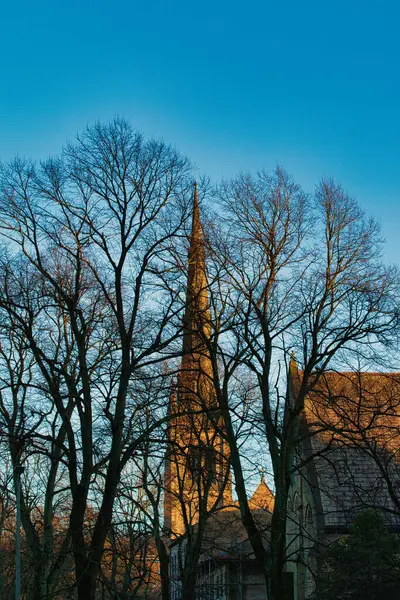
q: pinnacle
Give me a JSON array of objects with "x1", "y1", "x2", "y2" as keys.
[
  {"x1": 289, "y1": 351, "x2": 298, "y2": 375},
  {"x1": 191, "y1": 180, "x2": 202, "y2": 244}
]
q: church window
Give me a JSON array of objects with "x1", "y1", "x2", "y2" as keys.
[
  {"x1": 305, "y1": 504, "x2": 315, "y2": 545},
  {"x1": 186, "y1": 443, "x2": 217, "y2": 482},
  {"x1": 287, "y1": 493, "x2": 301, "y2": 559},
  {"x1": 205, "y1": 445, "x2": 217, "y2": 482},
  {"x1": 187, "y1": 445, "x2": 201, "y2": 475},
  {"x1": 304, "y1": 505, "x2": 316, "y2": 597}
]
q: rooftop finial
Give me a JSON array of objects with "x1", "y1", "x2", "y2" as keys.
[{"x1": 289, "y1": 351, "x2": 298, "y2": 374}]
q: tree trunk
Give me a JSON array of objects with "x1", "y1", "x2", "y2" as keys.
[
  {"x1": 155, "y1": 536, "x2": 170, "y2": 600},
  {"x1": 180, "y1": 562, "x2": 199, "y2": 600},
  {"x1": 268, "y1": 489, "x2": 288, "y2": 600}
]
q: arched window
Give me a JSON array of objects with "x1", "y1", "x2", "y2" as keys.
[
  {"x1": 304, "y1": 504, "x2": 315, "y2": 548},
  {"x1": 286, "y1": 495, "x2": 294, "y2": 553},
  {"x1": 204, "y1": 445, "x2": 217, "y2": 482},
  {"x1": 286, "y1": 494, "x2": 301, "y2": 561},
  {"x1": 293, "y1": 492, "x2": 302, "y2": 556},
  {"x1": 304, "y1": 504, "x2": 317, "y2": 598},
  {"x1": 186, "y1": 442, "x2": 217, "y2": 482}
]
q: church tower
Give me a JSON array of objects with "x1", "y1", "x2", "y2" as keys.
[{"x1": 164, "y1": 183, "x2": 232, "y2": 537}]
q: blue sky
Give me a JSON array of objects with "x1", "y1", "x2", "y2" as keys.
[{"x1": 1, "y1": 0, "x2": 399, "y2": 262}]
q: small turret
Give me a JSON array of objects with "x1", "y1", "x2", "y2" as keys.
[
  {"x1": 289, "y1": 351, "x2": 297, "y2": 376},
  {"x1": 249, "y1": 470, "x2": 275, "y2": 512}
]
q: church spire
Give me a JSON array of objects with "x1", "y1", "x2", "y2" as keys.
[
  {"x1": 164, "y1": 182, "x2": 232, "y2": 537},
  {"x1": 191, "y1": 181, "x2": 202, "y2": 244},
  {"x1": 182, "y1": 182, "x2": 211, "y2": 359}
]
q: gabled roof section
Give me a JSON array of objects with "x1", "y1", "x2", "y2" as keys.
[
  {"x1": 299, "y1": 370, "x2": 400, "y2": 528},
  {"x1": 304, "y1": 371, "x2": 400, "y2": 446}
]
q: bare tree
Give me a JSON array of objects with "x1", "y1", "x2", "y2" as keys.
[
  {"x1": 0, "y1": 118, "x2": 192, "y2": 600},
  {"x1": 201, "y1": 168, "x2": 399, "y2": 600},
  {"x1": 0, "y1": 323, "x2": 74, "y2": 600},
  {"x1": 98, "y1": 470, "x2": 162, "y2": 600},
  {"x1": 1, "y1": 123, "x2": 398, "y2": 600}
]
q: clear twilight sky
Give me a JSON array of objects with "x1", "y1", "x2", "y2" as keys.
[{"x1": 1, "y1": 0, "x2": 399, "y2": 263}]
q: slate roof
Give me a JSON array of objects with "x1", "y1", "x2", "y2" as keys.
[
  {"x1": 170, "y1": 505, "x2": 272, "y2": 562},
  {"x1": 198, "y1": 507, "x2": 271, "y2": 561},
  {"x1": 298, "y1": 370, "x2": 400, "y2": 529}
]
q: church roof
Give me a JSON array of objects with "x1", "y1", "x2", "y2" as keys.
[
  {"x1": 248, "y1": 475, "x2": 275, "y2": 513},
  {"x1": 295, "y1": 369, "x2": 400, "y2": 529},
  {"x1": 303, "y1": 371, "x2": 400, "y2": 464},
  {"x1": 171, "y1": 506, "x2": 272, "y2": 560}
]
